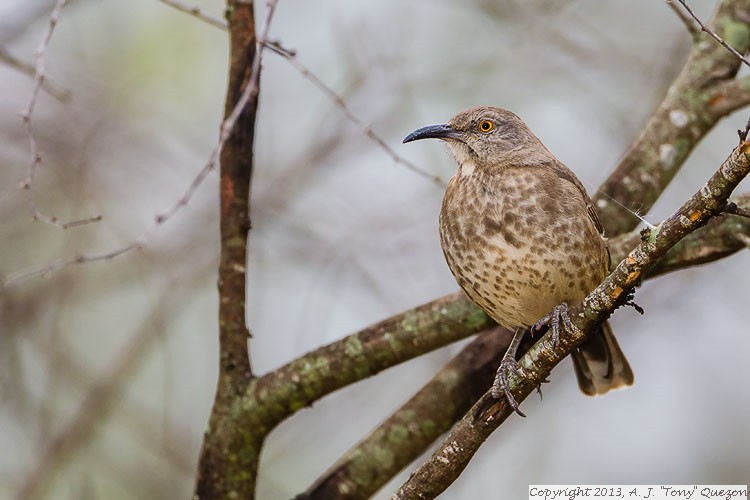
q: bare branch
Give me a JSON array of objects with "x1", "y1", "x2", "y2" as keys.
[
  {"x1": 264, "y1": 40, "x2": 446, "y2": 187},
  {"x1": 2, "y1": 0, "x2": 277, "y2": 292},
  {"x1": 595, "y1": 0, "x2": 750, "y2": 235},
  {"x1": 675, "y1": 0, "x2": 750, "y2": 68},
  {"x1": 19, "y1": 0, "x2": 101, "y2": 230},
  {"x1": 152, "y1": 0, "x2": 443, "y2": 188},
  {"x1": 298, "y1": 327, "x2": 511, "y2": 500},
  {"x1": 4, "y1": 0, "x2": 444, "y2": 292},
  {"x1": 158, "y1": 0, "x2": 442, "y2": 187},
  {"x1": 0, "y1": 47, "x2": 71, "y2": 101},
  {"x1": 1, "y1": 241, "x2": 143, "y2": 289},
  {"x1": 157, "y1": 1, "x2": 274, "y2": 225},
  {"x1": 666, "y1": 0, "x2": 700, "y2": 35},
  {"x1": 158, "y1": 0, "x2": 228, "y2": 30}
]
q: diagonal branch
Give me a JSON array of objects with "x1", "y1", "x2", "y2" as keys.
[
  {"x1": 262, "y1": 41, "x2": 446, "y2": 187},
  {"x1": 0, "y1": 47, "x2": 71, "y2": 101},
  {"x1": 245, "y1": 293, "x2": 494, "y2": 432},
  {"x1": 223, "y1": 196, "x2": 750, "y2": 500},
  {"x1": 595, "y1": 0, "x2": 750, "y2": 235},
  {"x1": 296, "y1": 327, "x2": 512, "y2": 500},
  {"x1": 667, "y1": 0, "x2": 700, "y2": 35},
  {"x1": 393, "y1": 137, "x2": 750, "y2": 500},
  {"x1": 612, "y1": 192, "x2": 750, "y2": 276},
  {"x1": 296, "y1": 192, "x2": 750, "y2": 500},
  {"x1": 675, "y1": 0, "x2": 750, "y2": 68}
]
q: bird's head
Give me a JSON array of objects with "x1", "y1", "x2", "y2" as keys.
[{"x1": 403, "y1": 106, "x2": 550, "y2": 170}]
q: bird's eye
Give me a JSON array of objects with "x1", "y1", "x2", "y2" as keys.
[{"x1": 479, "y1": 120, "x2": 494, "y2": 133}]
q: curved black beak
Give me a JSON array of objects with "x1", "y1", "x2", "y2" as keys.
[{"x1": 403, "y1": 124, "x2": 461, "y2": 144}]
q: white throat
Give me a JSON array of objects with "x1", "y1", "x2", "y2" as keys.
[{"x1": 447, "y1": 142, "x2": 478, "y2": 177}]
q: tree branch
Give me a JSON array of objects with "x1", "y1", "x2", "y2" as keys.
[
  {"x1": 675, "y1": 0, "x2": 750, "y2": 68},
  {"x1": 393, "y1": 138, "x2": 750, "y2": 499},
  {"x1": 612, "y1": 192, "x2": 750, "y2": 277},
  {"x1": 594, "y1": 0, "x2": 750, "y2": 235},
  {"x1": 263, "y1": 40, "x2": 445, "y2": 187},
  {"x1": 296, "y1": 192, "x2": 750, "y2": 500},
  {"x1": 20, "y1": 0, "x2": 102, "y2": 230},
  {"x1": 245, "y1": 293, "x2": 494, "y2": 431},
  {"x1": 704, "y1": 74, "x2": 750, "y2": 119},
  {"x1": 296, "y1": 327, "x2": 511, "y2": 500},
  {"x1": 158, "y1": 0, "x2": 227, "y2": 29},
  {"x1": 195, "y1": 0, "x2": 275, "y2": 497},
  {"x1": 667, "y1": 0, "x2": 700, "y2": 35},
  {"x1": 0, "y1": 47, "x2": 71, "y2": 101}
]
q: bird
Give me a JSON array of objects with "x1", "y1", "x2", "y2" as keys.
[{"x1": 403, "y1": 106, "x2": 633, "y2": 415}]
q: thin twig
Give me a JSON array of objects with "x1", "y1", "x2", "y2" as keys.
[
  {"x1": 157, "y1": 2, "x2": 442, "y2": 187},
  {"x1": 263, "y1": 40, "x2": 446, "y2": 187},
  {"x1": 155, "y1": 0, "x2": 276, "y2": 224},
  {"x1": 666, "y1": 0, "x2": 699, "y2": 35},
  {"x1": 0, "y1": 47, "x2": 71, "y2": 101},
  {"x1": 675, "y1": 0, "x2": 750, "y2": 68},
  {"x1": 1, "y1": 241, "x2": 143, "y2": 289},
  {"x1": 5, "y1": 0, "x2": 439, "y2": 289},
  {"x1": 20, "y1": 0, "x2": 101, "y2": 229},
  {"x1": 594, "y1": 0, "x2": 750, "y2": 235},
  {"x1": 2, "y1": 0, "x2": 279, "y2": 291},
  {"x1": 157, "y1": 0, "x2": 227, "y2": 30}
]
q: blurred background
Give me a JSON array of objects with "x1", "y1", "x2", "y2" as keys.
[{"x1": 1, "y1": 0, "x2": 748, "y2": 498}]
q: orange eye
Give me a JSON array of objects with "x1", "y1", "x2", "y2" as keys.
[{"x1": 479, "y1": 120, "x2": 494, "y2": 132}]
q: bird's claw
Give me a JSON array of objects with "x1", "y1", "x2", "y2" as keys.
[
  {"x1": 535, "y1": 377, "x2": 550, "y2": 400},
  {"x1": 491, "y1": 356, "x2": 526, "y2": 417},
  {"x1": 533, "y1": 302, "x2": 581, "y2": 348}
]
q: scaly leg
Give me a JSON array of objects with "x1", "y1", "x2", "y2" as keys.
[{"x1": 491, "y1": 327, "x2": 527, "y2": 417}]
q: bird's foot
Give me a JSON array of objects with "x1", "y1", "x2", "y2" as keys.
[
  {"x1": 533, "y1": 302, "x2": 582, "y2": 348},
  {"x1": 491, "y1": 355, "x2": 526, "y2": 417}
]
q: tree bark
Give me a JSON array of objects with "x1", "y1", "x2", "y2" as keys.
[{"x1": 194, "y1": 2, "x2": 258, "y2": 498}]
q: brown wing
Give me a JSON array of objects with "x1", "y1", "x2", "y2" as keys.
[
  {"x1": 547, "y1": 159, "x2": 611, "y2": 266},
  {"x1": 585, "y1": 199, "x2": 610, "y2": 268}
]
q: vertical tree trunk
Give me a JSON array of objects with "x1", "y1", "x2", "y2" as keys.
[{"x1": 194, "y1": 1, "x2": 258, "y2": 497}]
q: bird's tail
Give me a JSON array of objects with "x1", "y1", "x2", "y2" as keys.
[{"x1": 571, "y1": 321, "x2": 633, "y2": 396}]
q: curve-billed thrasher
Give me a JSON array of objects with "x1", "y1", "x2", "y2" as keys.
[{"x1": 404, "y1": 106, "x2": 633, "y2": 414}]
